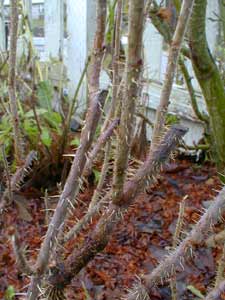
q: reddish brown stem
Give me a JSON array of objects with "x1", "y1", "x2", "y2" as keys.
[
  {"x1": 27, "y1": 1, "x2": 107, "y2": 298},
  {"x1": 47, "y1": 125, "x2": 187, "y2": 289}
]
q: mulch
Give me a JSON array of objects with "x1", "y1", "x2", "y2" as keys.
[{"x1": 0, "y1": 159, "x2": 223, "y2": 300}]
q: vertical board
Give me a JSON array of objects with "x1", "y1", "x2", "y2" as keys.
[
  {"x1": 143, "y1": 19, "x2": 163, "y2": 82},
  {"x1": 206, "y1": 0, "x2": 219, "y2": 54},
  {"x1": 44, "y1": 0, "x2": 64, "y2": 59},
  {"x1": 0, "y1": 0, "x2": 6, "y2": 51},
  {"x1": 66, "y1": 0, "x2": 96, "y2": 111},
  {"x1": 66, "y1": 0, "x2": 87, "y2": 110},
  {"x1": 23, "y1": 0, "x2": 32, "y2": 25}
]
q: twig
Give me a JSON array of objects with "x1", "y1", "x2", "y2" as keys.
[
  {"x1": 8, "y1": 0, "x2": 24, "y2": 163},
  {"x1": 89, "y1": 141, "x2": 111, "y2": 210},
  {"x1": 47, "y1": 125, "x2": 187, "y2": 289},
  {"x1": 1, "y1": 145, "x2": 12, "y2": 203},
  {"x1": 149, "y1": 1, "x2": 190, "y2": 58},
  {"x1": 44, "y1": 189, "x2": 50, "y2": 226},
  {"x1": 170, "y1": 197, "x2": 186, "y2": 300},
  {"x1": 11, "y1": 230, "x2": 34, "y2": 276},
  {"x1": 149, "y1": 0, "x2": 195, "y2": 156},
  {"x1": 30, "y1": 59, "x2": 51, "y2": 159},
  {"x1": 215, "y1": 242, "x2": 225, "y2": 287},
  {"x1": 20, "y1": 0, "x2": 43, "y2": 81},
  {"x1": 84, "y1": 118, "x2": 119, "y2": 177},
  {"x1": 107, "y1": 0, "x2": 123, "y2": 121},
  {"x1": 0, "y1": 150, "x2": 37, "y2": 213},
  {"x1": 63, "y1": 191, "x2": 111, "y2": 243},
  {"x1": 135, "y1": 112, "x2": 153, "y2": 127},
  {"x1": 125, "y1": 186, "x2": 225, "y2": 299},
  {"x1": 60, "y1": 56, "x2": 91, "y2": 157},
  {"x1": 205, "y1": 280, "x2": 225, "y2": 300},
  {"x1": 179, "y1": 57, "x2": 209, "y2": 123},
  {"x1": 173, "y1": 198, "x2": 186, "y2": 248},
  {"x1": 27, "y1": 91, "x2": 107, "y2": 300},
  {"x1": 112, "y1": 0, "x2": 145, "y2": 204}
]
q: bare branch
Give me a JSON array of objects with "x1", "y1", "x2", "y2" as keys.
[
  {"x1": 112, "y1": 0, "x2": 145, "y2": 204},
  {"x1": 215, "y1": 242, "x2": 225, "y2": 287},
  {"x1": 88, "y1": 141, "x2": 112, "y2": 210},
  {"x1": 27, "y1": 1, "x2": 107, "y2": 298},
  {"x1": 205, "y1": 280, "x2": 225, "y2": 300},
  {"x1": 63, "y1": 191, "x2": 111, "y2": 243},
  {"x1": 1, "y1": 145, "x2": 12, "y2": 203},
  {"x1": 108, "y1": 0, "x2": 123, "y2": 120},
  {"x1": 11, "y1": 230, "x2": 34, "y2": 276},
  {"x1": 149, "y1": 0, "x2": 195, "y2": 155},
  {"x1": 179, "y1": 57, "x2": 209, "y2": 123},
  {"x1": 170, "y1": 197, "x2": 186, "y2": 300},
  {"x1": 125, "y1": 186, "x2": 225, "y2": 299},
  {"x1": 0, "y1": 151, "x2": 37, "y2": 213},
  {"x1": 47, "y1": 125, "x2": 187, "y2": 289},
  {"x1": 84, "y1": 118, "x2": 120, "y2": 177},
  {"x1": 8, "y1": 0, "x2": 24, "y2": 163}
]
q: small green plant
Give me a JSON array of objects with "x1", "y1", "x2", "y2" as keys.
[
  {"x1": 4, "y1": 285, "x2": 15, "y2": 300},
  {"x1": 0, "y1": 76, "x2": 65, "y2": 162},
  {"x1": 165, "y1": 113, "x2": 180, "y2": 125},
  {"x1": 37, "y1": 80, "x2": 53, "y2": 111},
  {"x1": 70, "y1": 137, "x2": 80, "y2": 147}
]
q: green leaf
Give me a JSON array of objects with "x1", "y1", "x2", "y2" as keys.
[
  {"x1": 24, "y1": 108, "x2": 48, "y2": 118},
  {"x1": 41, "y1": 128, "x2": 52, "y2": 147},
  {"x1": 23, "y1": 119, "x2": 38, "y2": 142},
  {"x1": 37, "y1": 80, "x2": 53, "y2": 111},
  {"x1": 70, "y1": 137, "x2": 80, "y2": 147},
  {"x1": 0, "y1": 115, "x2": 12, "y2": 130},
  {"x1": 17, "y1": 98, "x2": 25, "y2": 117},
  {"x1": 187, "y1": 285, "x2": 204, "y2": 299},
  {"x1": 4, "y1": 285, "x2": 15, "y2": 300},
  {"x1": 43, "y1": 111, "x2": 62, "y2": 133},
  {"x1": 165, "y1": 113, "x2": 180, "y2": 125},
  {"x1": 93, "y1": 168, "x2": 101, "y2": 184},
  {"x1": 0, "y1": 115, "x2": 13, "y2": 159}
]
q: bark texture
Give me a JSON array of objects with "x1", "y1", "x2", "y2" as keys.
[
  {"x1": 205, "y1": 280, "x2": 225, "y2": 300},
  {"x1": 8, "y1": 0, "x2": 23, "y2": 163},
  {"x1": 149, "y1": 0, "x2": 195, "y2": 155},
  {"x1": 125, "y1": 186, "x2": 225, "y2": 299},
  {"x1": 27, "y1": 1, "x2": 107, "y2": 299},
  {"x1": 188, "y1": 0, "x2": 225, "y2": 173},
  {"x1": 112, "y1": 0, "x2": 145, "y2": 203},
  {"x1": 47, "y1": 125, "x2": 187, "y2": 289}
]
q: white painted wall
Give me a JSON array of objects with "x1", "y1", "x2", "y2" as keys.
[
  {"x1": 1, "y1": 0, "x2": 220, "y2": 145},
  {"x1": 0, "y1": 0, "x2": 6, "y2": 51},
  {"x1": 23, "y1": 0, "x2": 32, "y2": 24},
  {"x1": 66, "y1": 0, "x2": 96, "y2": 111},
  {"x1": 206, "y1": 0, "x2": 220, "y2": 54},
  {"x1": 44, "y1": 0, "x2": 64, "y2": 59},
  {"x1": 4, "y1": 0, "x2": 42, "y2": 4},
  {"x1": 143, "y1": 22, "x2": 163, "y2": 81}
]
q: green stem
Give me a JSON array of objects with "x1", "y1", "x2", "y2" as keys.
[
  {"x1": 179, "y1": 57, "x2": 209, "y2": 123},
  {"x1": 59, "y1": 56, "x2": 90, "y2": 157}
]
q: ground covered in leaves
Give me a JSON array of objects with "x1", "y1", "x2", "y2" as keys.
[{"x1": 0, "y1": 158, "x2": 224, "y2": 299}]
